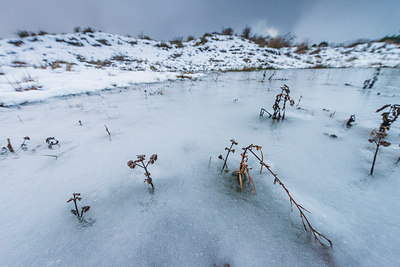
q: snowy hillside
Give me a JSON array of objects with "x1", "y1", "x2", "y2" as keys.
[{"x1": 0, "y1": 31, "x2": 399, "y2": 105}]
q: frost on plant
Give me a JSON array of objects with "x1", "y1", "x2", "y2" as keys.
[
  {"x1": 67, "y1": 193, "x2": 90, "y2": 220},
  {"x1": 260, "y1": 84, "x2": 295, "y2": 121},
  {"x1": 127, "y1": 154, "x2": 158, "y2": 190}
]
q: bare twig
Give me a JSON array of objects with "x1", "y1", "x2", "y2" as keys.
[
  {"x1": 104, "y1": 125, "x2": 111, "y2": 141},
  {"x1": 7, "y1": 138, "x2": 14, "y2": 153},
  {"x1": 346, "y1": 115, "x2": 355, "y2": 127},
  {"x1": 243, "y1": 144, "x2": 332, "y2": 247}
]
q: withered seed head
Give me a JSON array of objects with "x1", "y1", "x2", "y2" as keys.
[
  {"x1": 81, "y1": 206, "x2": 90, "y2": 213},
  {"x1": 127, "y1": 160, "x2": 137, "y2": 169},
  {"x1": 136, "y1": 154, "x2": 146, "y2": 161}
]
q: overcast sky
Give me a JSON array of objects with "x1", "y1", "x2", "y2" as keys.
[{"x1": 0, "y1": 0, "x2": 398, "y2": 43}]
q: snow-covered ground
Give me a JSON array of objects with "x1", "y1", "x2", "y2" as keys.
[
  {"x1": 1, "y1": 68, "x2": 399, "y2": 266},
  {"x1": 0, "y1": 31, "x2": 399, "y2": 106}
]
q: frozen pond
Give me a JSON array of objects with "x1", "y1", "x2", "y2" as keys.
[{"x1": 1, "y1": 68, "x2": 400, "y2": 266}]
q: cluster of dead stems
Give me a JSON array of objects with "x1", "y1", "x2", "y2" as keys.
[
  {"x1": 260, "y1": 84, "x2": 295, "y2": 121},
  {"x1": 363, "y1": 65, "x2": 381, "y2": 89},
  {"x1": 369, "y1": 104, "x2": 400, "y2": 175},
  {"x1": 219, "y1": 140, "x2": 332, "y2": 247}
]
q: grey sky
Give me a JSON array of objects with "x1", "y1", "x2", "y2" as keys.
[{"x1": 0, "y1": 0, "x2": 398, "y2": 43}]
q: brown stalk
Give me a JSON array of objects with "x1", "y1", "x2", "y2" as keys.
[
  {"x1": 7, "y1": 138, "x2": 14, "y2": 153},
  {"x1": 244, "y1": 144, "x2": 332, "y2": 247}
]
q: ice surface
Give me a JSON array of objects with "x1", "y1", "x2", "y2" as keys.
[
  {"x1": 1, "y1": 32, "x2": 399, "y2": 106},
  {"x1": 0, "y1": 69, "x2": 400, "y2": 266}
]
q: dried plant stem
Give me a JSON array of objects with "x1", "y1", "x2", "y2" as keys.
[
  {"x1": 221, "y1": 143, "x2": 234, "y2": 173},
  {"x1": 104, "y1": 125, "x2": 111, "y2": 141},
  {"x1": 370, "y1": 142, "x2": 380, "y2": 175},
  {"x1": 246, "y1": 146, "x2": 332, "y2": 247},
  {"x1": 73, "y1": 198, "x2": 80, "y2": 217},
  {"x1": 137, "y1": 161, "x2": 154, "y2": 189},
  {"x1": 7, "y1": 138, "x2": 14, "y2": 153}
]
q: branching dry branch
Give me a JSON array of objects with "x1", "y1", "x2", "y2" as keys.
[
  {"x1": 243, "y1": 144, "x2": 332, "y2": 247},
  {"x1": 127, "y1": 154, "x2": 158, "y2": 189}
]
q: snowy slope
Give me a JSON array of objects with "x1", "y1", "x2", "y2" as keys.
[{"x1": 0, "y1": 32, "x2": 399, "y2": 106}]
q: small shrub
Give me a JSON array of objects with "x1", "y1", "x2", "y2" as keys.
[
  {"x1": 67, "y1": 193, "x2": 90, "y2": 221},
  {"x1": 267, "y1": 33, "x2": 295, "y2": 48},
  {"x1": 221, "y1": 27, "x2": 234, "y2": 36},
  {"x1": 194, "y1": 34, "x2": 211, "y2": 46},
  {"x1": 17, "y1": 30, "x2": 30, "y2": 38},
  {"x1": 295, "y1": 42, "x2": 309, "y2": 54},
  {"x1": 170, "y1": 38, "x2": 184, "y2": 48},
  {"x1": 155, "y1": 42, "x2": 171, "y2": 49},
  {"x1": 318, "y1": 41, "x2": 329, "y2": 47},
  {"x1": 73, "y1": 26, "x2": 81, "y2": 33},
  {"x1": 127, "y1": 154, "x2": 158, "y2": 190},
  {"x1": 186, "y1": 36, "x2": 195, "y2": 42},
  {"x1": 38, "y1": 30, "x2": 48, "y2": 36},
  {"x1": 241, "y1": 26, "x2": 251, "y2": 39},
  {"x1": 380, "y1": 34, "x2": 400, "y2": 44},
  {"x1": 96, "y1": 39, "x2": 111, "y2": 46},
  {"x1": 8, "y1": 40, "x2": 24, "y2": 47},
  {"x1": 82, "y1": 27, "x2": 95, "y2": 34}
]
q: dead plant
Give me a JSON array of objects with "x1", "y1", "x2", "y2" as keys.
[
  {"x1": 376, "y1": 104, "x2": 400, "y2": 132},
  {"x1": 219, "y1": 140, "x2": 332, "y2": 246},
  {"x1": 363, "y1": 65, "x2": 381, "y2": 89},
  {"x1": 7, "y1": 138, "x2": 14, "y2": 153},
  {"x1": 218, "y1": 139, "x2": 238, "y2": 173},
  {"x1": 67, "y1": 193, "x2": 90, "y2": 220},
  {"x1": 260, "y1": 84, "x2": 295, "y2": 121},
  {"x1": 368, "y1": 130, "x2": 391, "y2": 175},
  {"x1": 104, "y1": 125, "x2": 111, "y2": 141},
  {"x1": 239, "y1": 144, "x2": 332, "y2": 246},
  {"x1": 127, "y1": 154, "x2": 158, "y2": 190},
  {"x1": 346, "y1": 115, "x2": 356, "y2": 127},
  {"x1": 46, "y1": 137, "x2": 59, "y2": 149},
  {"x1": 20, "y1": 136, "x2": 30, "y2": 151}
]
